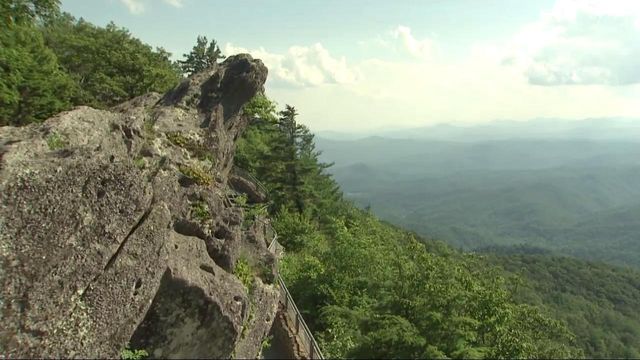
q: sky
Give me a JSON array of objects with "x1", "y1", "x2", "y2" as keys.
[{"x1": 61, "y1": 0, "x2": 640, "y2": 132}]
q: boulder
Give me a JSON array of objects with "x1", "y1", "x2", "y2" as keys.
[
  {"x1": 0, "y1": 55, "x2": 279, "y2": 359},
  {"x1": 229, "y1": 174, "x2": 268, "y2": 204}
]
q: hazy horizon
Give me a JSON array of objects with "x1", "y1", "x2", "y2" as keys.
[{"x1": 314, "y1": 116, "x2": 640, "y2": 140}]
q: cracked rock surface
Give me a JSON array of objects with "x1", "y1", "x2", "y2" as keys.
[{"x1": 0, "y1": 54, "x2": 279, "y2": 359}]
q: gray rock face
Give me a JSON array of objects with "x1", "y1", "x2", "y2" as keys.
[{"x1": 0, "y1": 55, "x2": 279, "y2": 359}]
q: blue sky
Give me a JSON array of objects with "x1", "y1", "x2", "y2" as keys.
[{"x1": 61, "y1": 0, "x2": 640, "y2": 131}]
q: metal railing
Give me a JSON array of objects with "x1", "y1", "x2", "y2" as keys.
[
  {"x1": 268, "y1": 236, "x2": 324, "y2": 360},
  {"x1": 233, "y1": 166, "x2": 324, "y2": 359}
]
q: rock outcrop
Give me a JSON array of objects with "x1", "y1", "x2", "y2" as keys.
[{"x1": 0, "y1": 55, "x2": 279, "y2": 359}]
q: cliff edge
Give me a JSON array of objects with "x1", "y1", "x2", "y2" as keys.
[{"x1": 0, "y1": 54, "x2": 279, "y2": 359}]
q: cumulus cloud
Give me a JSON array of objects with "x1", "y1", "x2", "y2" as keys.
[
  {"x1": 119, "y1": 0, "x2": 185, "y2": 14},
  {"x1": 224, "y1": 43, "x2": 357, "y2": 87},
  {"x1": 119, "y1": 0, "x2": 144, "y2": 14},
  {"x1": 222, "y1": 4, "x2": 640, "y2": 131},
  {"x1": 392, "y1": 25, "x2": 437, "y2": 60},
  {"x1": 265, "y1": 18, "x2": 640, "y2": 131},
  {"x1": 506, "y1": 0, "x2": 640, "y2": 85}
]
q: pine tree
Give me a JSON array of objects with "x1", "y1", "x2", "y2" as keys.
[
  {"x1": 178, "y1": 36, "x2": 225, "y2": 76},
  {"x1": 236, "y1": 98, "x2": 341, "y2": 216}
]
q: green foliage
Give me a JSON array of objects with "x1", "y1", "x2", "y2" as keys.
[
  {"x1": 234, "y1": 256, "x2": 254, "y2": 292},
  {"x1": 178, "y1": 35, "x2": 224, "y2": 75},
  {"x1": 42, "y1": 14, "x2": 181, "y2": 109},
  {"x1": 243, "y1": 94, "x2": 278, "y2": 122},
  {"x1": 0, "y1": 23, "x2": 76, "y2": 126},
  {"x1": 190, "y1": 200, "x2": 210, "y2": 222},
  {"x1": 489, "y1": 254, "x2": 640, "y2": 358},
  {"x1": 178, "y1": 164, "x2": 213, "y2": 186},
  {"x1": 235, "y1": 95, "x2": 279, "y2": 174},
  {"x1": 1, "y1": 10, "x2": 181, "y2": 126},
  {"x1": 133, "y1": 157, "x2": 146, "y2": 169},
  {"x1": 120, "y1": 346, "x2": 148, "y2": 360},
  {"x1": 46, "y1": 131, "x2": 66, "y2": 150},
  {"x1": 236, "y1": 101, "x2": 582, "y2": 359},
  {"x1": 272, "y1": 209, "x2": 317, "y2": 252},
  {"x1": 235, "y1": 98, "x2": 340, "y2": 218},
  {"x1": 260, "y1": 335, "x2": 273, "y2": 353},
  {"x1": 233, "y1": 193, "x2": 248, "y2": 207}
]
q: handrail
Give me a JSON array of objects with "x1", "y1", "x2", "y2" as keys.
[
  {"x1": 267, "y1": 232, "x2": 324, "y2": 359},
  {"x1": 276, "y1": 272, "x2": 324, "y2": 359},
  {"x1": 231, "y1": 166, "x2": 324, "y2": 358}
]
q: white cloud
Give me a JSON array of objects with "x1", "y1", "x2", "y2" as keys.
[
  {"x1": 264, "y1": 20, "x2": 640, "y2": 131},
  {"x1": 504, "y1": 0, "x2": 640, "y2": 85},
  {"x1": 163, "y1": 0, "x2": 184, "y2": 8},
  {"x1": 391, "y1": 25, "x2": 437, "y2": 61},
  {"x1": 119, "y1": 0, "x2": 185, "y2": 14},
  {"x1": 221, "y1": 3, "x2": 640, "y2": 131},
  {"x1": 224, "y1": 43, "x2": 357, "y2": 88},
  {"x1": 119, "y1": 0, "x2": 144, "y2": 14}
]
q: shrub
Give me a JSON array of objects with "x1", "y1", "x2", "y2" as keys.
[{"x1": 179, "y1": 164, "x2": 213, "y2": 186}]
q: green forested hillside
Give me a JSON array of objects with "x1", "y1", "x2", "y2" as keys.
[
  {"x1": 485, "y1": 253, "x2": 640, "y2": 358},
  {"x1": 318, "y1": 136, "x2": 640, "y2": 268},
  {"x1": 237, "y1": 95, "x2": 583, "y2": 358},
  {"x1": 238, "y1": 96, "x2": 640, "y2": 358},
  {"x1": 1, "y1": 0, "x2": 181, "y2": 126}
]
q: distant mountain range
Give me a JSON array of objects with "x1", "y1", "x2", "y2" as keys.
[
  {"x1": 315, "y1": 117, "x2": 640, "y2": 141},
  {"x1": 315, "y1": 118, "x2": 640, "y2": 268}
]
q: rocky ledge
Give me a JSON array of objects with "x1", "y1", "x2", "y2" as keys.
[{"x1": 0, "y1": 55, "x2": 279, "y2": 359}]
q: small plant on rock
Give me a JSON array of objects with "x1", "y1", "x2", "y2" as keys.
[
  {"x1": 233, "y1": 193, "x2": 249, "y2": 207},
  {"x1": 133, "y1": 157, "x2": 146, "y2": 169},
  {"x1": 260, "y1": 335, "x2": 273, "y2": 354},
  {"x1": 46, "y1": 132, "x2": 67, "y2": 150},
  {"x1": 121, "y1": 345, "x2": 148, "y2": 360},
  {"x1": 234, "y1": 256, "x2": 254, "y2": 292},
  {"x1": 191, "y1": 200, "x2": 210, "y2": 221},
  {"x1": 179, "y1": 164, "x2": 213, "y2": 186}
]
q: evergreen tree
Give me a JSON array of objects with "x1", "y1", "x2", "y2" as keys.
[
  {"x1": 178, "y1": 35, "x2": 225, "y2": 75},
  {"x1": 236, "y1": 94, "x2": 583, "y2": 359}
]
